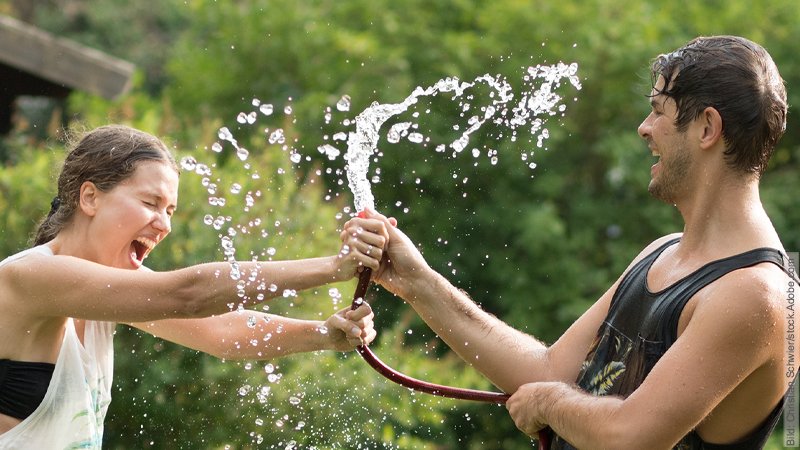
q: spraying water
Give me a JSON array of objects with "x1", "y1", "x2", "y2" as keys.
[
  {"x1": 182, "y1": 61, "x2": 581, "y2": 284},
  {"x1": 342, "y1": 63, "x2": 581, "y2": 212}
]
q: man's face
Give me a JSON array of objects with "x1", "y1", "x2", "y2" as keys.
[{"x1": 637, "y1": 76, "x2": 693, "y2": 204}]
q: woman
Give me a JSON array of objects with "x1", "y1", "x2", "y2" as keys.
[{"x1": 0, "y1": 125, "x2": 388, "y2": 448}]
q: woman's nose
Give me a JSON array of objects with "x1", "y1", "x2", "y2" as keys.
[{"x1": 153, "y1": 210, "x2": 171, "y2": 234}]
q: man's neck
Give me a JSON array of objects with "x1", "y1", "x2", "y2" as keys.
[{"x1": 674, "y1": 177, "x2": 781, "y2": 257}]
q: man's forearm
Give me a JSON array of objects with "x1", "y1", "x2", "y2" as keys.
[
  {"x1": 404, "y1": 268, "x2": 552, "y2": 392},
  {"x1": 513, "y1": 382, "x2": 672, "y2": 450}
]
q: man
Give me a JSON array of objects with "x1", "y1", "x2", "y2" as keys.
[{"x1": 357, "y1": 36, "x2": 797, "y2": 448}]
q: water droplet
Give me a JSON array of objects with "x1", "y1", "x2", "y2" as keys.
[
  {"x1": 336, "y1": 95, "x2": 351, "y2": 112},
  {"x1": 179, "y1": 156, "x2": 197, "y2": 171},
  {"x1": 211, "y1": 142, "x2": 223, "y2": 153},
  {"x1": 195, "y1": 164, "x2": 211, "y2": 176},
  {"x1": 317, "y1": 144, "x2": 341, "y2": 160},
  {"x1": 218, "y1": 127, "x2": 233, "y2": 141},
  {"x1": 269, "y1": 129, "x2": 285, "y2": 144},
  {"x1": 259, "y1": 104, "x2": 273, "y2": 115}
]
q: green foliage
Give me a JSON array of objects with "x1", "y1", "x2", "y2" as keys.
[
  {"x1": 0, "y1": 145, "x2": 60, "y2": 254},
  {"x1": 2, "y1": 0, "x2": 799, "y2": 447}
]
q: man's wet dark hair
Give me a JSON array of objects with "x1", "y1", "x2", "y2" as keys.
[{"x1": 650, "y1": 35, "x2": 787, "y2": 177}]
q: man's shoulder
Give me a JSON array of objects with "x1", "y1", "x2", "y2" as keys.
[
  {"x1": 697, "y1": 260, "x2": 789, "y2": 323},
  {"x1": 645, "y1": 233, "x2": 683, "y2": 252}
]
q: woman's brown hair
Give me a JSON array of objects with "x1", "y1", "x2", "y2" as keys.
[{"x1": 33, "y1": 125, "x2": 178, "y2": 246}]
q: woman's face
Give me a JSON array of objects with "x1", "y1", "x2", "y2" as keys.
[{"x1": 90, "y1": 160, "x2": 179, "y2": 269}]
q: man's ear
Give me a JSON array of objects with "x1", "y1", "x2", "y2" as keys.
[
  {"x1": 699, "y1": 106, "x2": 723, "y2": 150},
  {"x1": 79, "y1": 181, "x2": 100, "y2": 217}
]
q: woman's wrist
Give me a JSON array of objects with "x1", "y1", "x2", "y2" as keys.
[
  {"x1": 309, "y1": 319, "x2": 333, "y2": 351},
  {"x1": 325, "y1": 254, "x2": 350, "y2": 283}
]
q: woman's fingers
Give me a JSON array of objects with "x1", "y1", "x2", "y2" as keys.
[
  {"x1": 325, "y1": 303, "x2": 375, "y2": 348},
  {"x1": 347, "y1": 303, "x2": 374, "y2": 345}
]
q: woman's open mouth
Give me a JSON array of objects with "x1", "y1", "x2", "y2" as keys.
[{"x1": 130, "y1": 237, "x2": 156, "y2": 267}]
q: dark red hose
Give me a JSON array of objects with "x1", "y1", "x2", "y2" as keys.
[{"x1": 351, "y1": 267, "x2": 551, "y2": 449}]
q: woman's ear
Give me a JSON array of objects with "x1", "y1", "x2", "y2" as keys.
[
  {"x1": 699, "y1": 106, "x2": 723, "y2": 150},
  {"x1": 79, "y1": 181, "x2": 100, "y2": 217}
]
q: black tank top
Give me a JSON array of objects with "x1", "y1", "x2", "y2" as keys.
[{"x1": 550, "y1": 238, "x2": 796, "y2": 449}]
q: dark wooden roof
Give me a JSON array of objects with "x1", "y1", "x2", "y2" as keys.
[{"x1": 0, "y1": 14, "x2": 135, "y2": 133}]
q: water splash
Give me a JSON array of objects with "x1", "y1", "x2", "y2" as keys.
[{"x1": 341, "y1": 62, "x2": 580, "y2": 212}]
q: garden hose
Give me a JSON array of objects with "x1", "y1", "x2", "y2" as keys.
[{"x1": 350, "y1": 265, "x2": 551, "y2": 449}]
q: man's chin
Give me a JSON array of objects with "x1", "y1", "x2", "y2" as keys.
[{"x1": 648, "y1": 183, "x2": 675, "y2": 204}]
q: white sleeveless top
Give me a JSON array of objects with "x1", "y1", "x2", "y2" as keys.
[{"x1": 0, "y1": 247, "x2": 115, "y2": 449}]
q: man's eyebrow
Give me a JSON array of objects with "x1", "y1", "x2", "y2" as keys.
[{"x1": 649, "y1": 97, "x2": 660, "y2": 108}]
